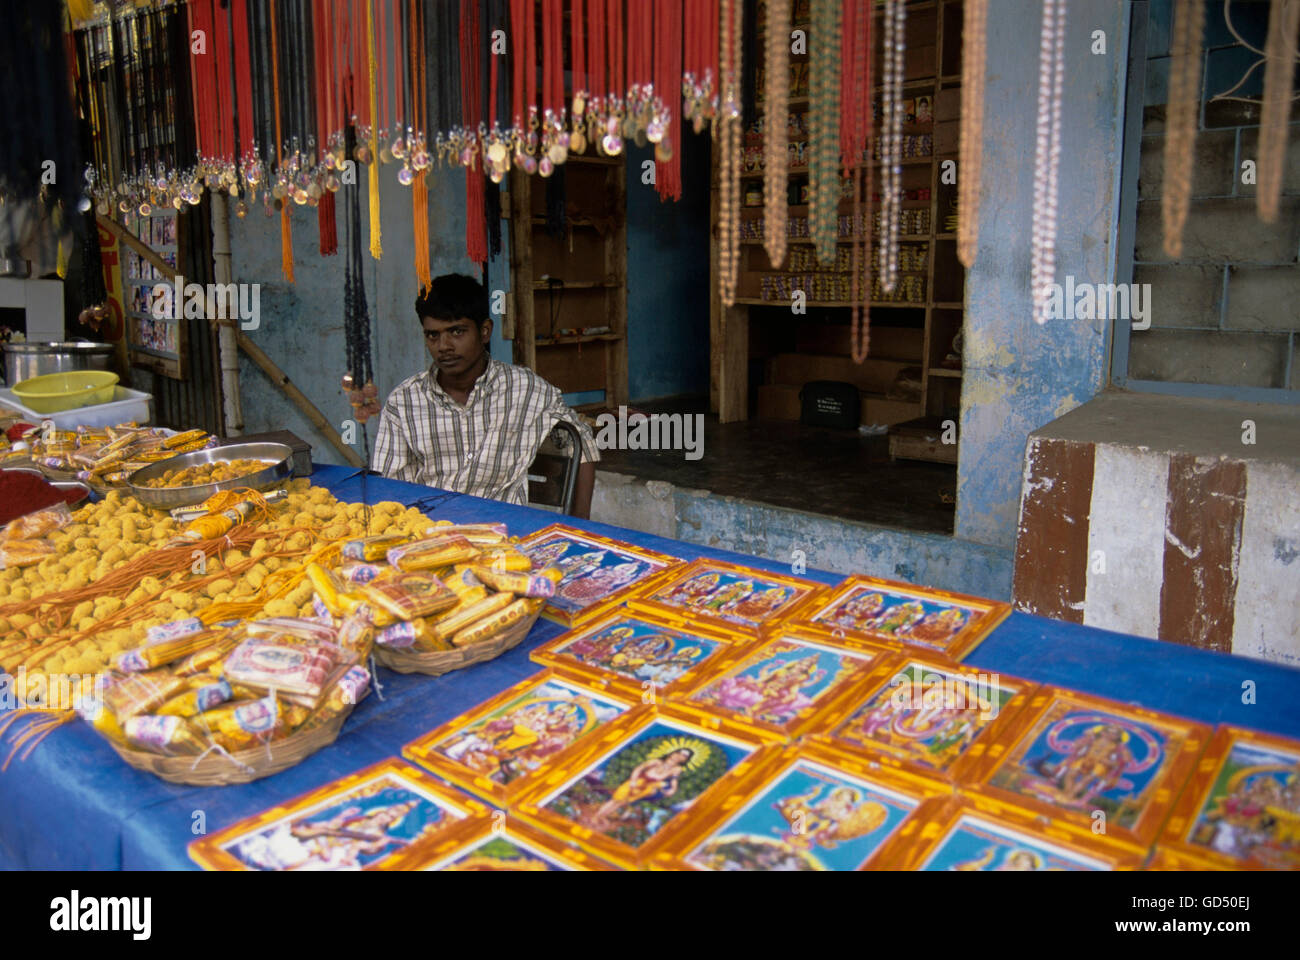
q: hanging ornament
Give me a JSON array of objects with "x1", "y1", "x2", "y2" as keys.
[
  {"x1": 878, "y1": 0, "x2": 906, "y2": 294},
  {"x1": 717, "y1": 0, "x2": 743, "y2": 306},
  {"x1": 1256, "y1": 0, "x2": 1298, "y2": 224},
  {"x1": 809, "y1": 0, "x2": 841, "y2": 268},
  {"x1": 1030, "y1": 0, "x2": 1066, "y2": 324},
  {"x1": 957, "y1": 0, "x2": 988, "y2": 268}
]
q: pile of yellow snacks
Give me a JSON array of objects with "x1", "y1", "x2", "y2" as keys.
[
  {"x1": 307, "y1": 522, "x2": 560, "y2": 653},
  {"x1": 0, "y1": 478, "x2": 436, "y2": 687},
  {"x1": 80, "y1": 616, "x2": 372, "y2": 757},
  {"x1": 140, "y1": 457, "x2": 277, "y2": 489},
  {"x1": 27, "y1": 424, "x2": 216, "y2": 486}
]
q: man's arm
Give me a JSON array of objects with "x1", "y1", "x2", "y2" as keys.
[{"x1": 573, "y1": 461, "x2": 595, "y2": 519}]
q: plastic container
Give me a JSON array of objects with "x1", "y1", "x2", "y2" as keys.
[
  {"x1": 10, "y1": 371, "x2": 120, "y2": 413},
  {"x1": 0, "y1": 386, "x2": 154, "y2": 429}
]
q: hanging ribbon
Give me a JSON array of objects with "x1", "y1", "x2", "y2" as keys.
[{"x1": 460, "y1": 0, "x2": 487, "y2": 264}]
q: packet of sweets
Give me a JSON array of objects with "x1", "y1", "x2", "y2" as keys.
[
  {"x1": 193, "y1": 694, "x2": 283, "y2": 751},
  {"x1": 156, "y1": 679, "x2": 233, "y2": 718},
  {"x1": 0, "y1": 539, "x2": 56, "y2": 569},
  {"x1": 305, "y1": 562, "x2": 346, "y2": 617},
  {"x1": 341, "y1": 533, "x2": 409, "y2": 562},
  {"x1": 361, "y1": 572, "x2": 458, "y2": 621},
  {"x1": 375, "y1": 617, "x2": 451, "y2": 652},
  {"x1": 472, "y1": 566, "x2": 559, "y2": 598},
  {"x1": 474, "y1": 548, "x2": 533, "y2": 572},
  {"x1": 124, "y1": 714, "x2": 208, "y2": 755},
  {"x1": 339, "y1": 561, "x2": 384, "y2": 585},
  {"x1": 145, "y1": 617, "x2": 204, "y2": 644},
  {"x1": 173, "y1": 631, "x2": 244, "y2": 677},
  {"x1": 429, "y1": 592, "x2": 514, "y2": 643},
  {"x1": 421, "y1": 522, "x2": 508, "y2": 544},
  {"x1": 337, "y1": 610, "x2": 375, "y2": 659},
  {"x1": 115, "y1": 629, "x2": 225, "y2": 673},
  {"x1": 104, "y1": 670, "x2": 187, "y2": 721},
  {"x1": 386, "y1": 535, "x2": 479, "y2": 571},
  {"x1": 451, "y1": 597, "x2": 541, "y2": 647},
  {"x1": 222, "y1": 637, "x2": 339, "y2": 700},
  {"x1": 298, "y1": 666, "x2": 370, "y2": 734},
  {"x1": 245, "y1": 617, "x2": 339, "y2": 644}
]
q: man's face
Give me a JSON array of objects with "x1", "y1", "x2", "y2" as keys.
[{"x1": 422, "y1": 314, "x2": 491, "y2": 376}]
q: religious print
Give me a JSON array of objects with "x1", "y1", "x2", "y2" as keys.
[
  {"x1": 634, "y1": 558, "x2": 821, "y2": 630},
  {"x1": 423, "y1": 833, "x2": 571, "y2": 872},
  {"x1": 539, "y1": 719, "x2": 755, "y2": 851},
  {"x1": 685, "y1": 636, "x2": 879, "y2": 735},
  {"x1": 824, "y1": 659, "x2": 1028, "y2": 776},
  {"x1": 684, "y1": 761, "x2": 919, "y2": 871},
  {"x1": 531, "y1": 612, "x2": 736, "y2": 700},
  {"x1": 988, "y1": 699, "x2": 1185, "y2": 832},
  {"x1": 420, "y1": 678, "x2": 628, "y2": 787},
  {"x1": 517, "y1": 525, "x2": 681, "y2": 625},
  {"x1": 1185, "y1": 738, "x2": 1300, "y2": 869},
  {"x1": 919, "y1": 814, "x2": 1111, "y2": 872},
  {"x1": 791, "y1": 575, "x2": 1011, "y2": 661},
  {"x1": 190, "y1": 760, "x2": 482, "y2": 871}
]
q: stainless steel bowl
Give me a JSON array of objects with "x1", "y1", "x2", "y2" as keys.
[
  {"x1": 2, "y1": 341, "x2": 116, "y2": 386},
  {"x1": 125, "y1": 441, "x2": 295, "y2": 510}
]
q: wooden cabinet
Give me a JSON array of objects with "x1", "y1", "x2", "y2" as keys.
[{"x1": 505, "y1": 155, "x2": 629, "y2": 410}]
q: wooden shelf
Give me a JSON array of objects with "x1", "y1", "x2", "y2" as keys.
[
  {"x1": 733, "y1": 298, "x2": 929, "y2": 309},
  {"x1": 934, "y1": 301, "x2": 964, "y2": 310},
  {"x1": 531, "y1": 280, "x2": 620, "y2": 290},
  {"x1": 534, "y1": 333, "x2": 624, "y2": 346},
  {"x1": 928, "y1": 367, "x2": 963, "y2": 378}
]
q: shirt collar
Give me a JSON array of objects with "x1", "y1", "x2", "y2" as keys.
[{"x1": 425, "y1": 355, "x2": 500, "y2": 407}]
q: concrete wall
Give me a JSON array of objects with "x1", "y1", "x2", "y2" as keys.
[
  {"x1": 624, "y1": 136, "x2": 712, "y2": 404},
  {"x1": 229, "y1": 169, "x2": 511, "y2": 465},
  {"x1": 956, "y1": 0, "x2": 1128, "y2": 551},
  {"x1": 592, "y1": 470, "x2": 1013, "y2": 599},
  {"x1": 1131, "y1": 0, "x2": 1300, "y2": 390}
]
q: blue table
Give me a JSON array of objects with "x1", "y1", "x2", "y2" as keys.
[{"x1": 3, "y1": 465, "x2": 1298, "y2": 869}]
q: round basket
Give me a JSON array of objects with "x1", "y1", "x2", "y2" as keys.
[
  {"x1": 106, "y1": 705, "x2": 355, "y2": 786},
  {"x1": 373, "y1": 604, "x2": 544, "y2": 676}
]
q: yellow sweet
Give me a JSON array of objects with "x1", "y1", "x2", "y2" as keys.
[{"x1": 205, "y1": 578, "x2": 235, "y2": 599}]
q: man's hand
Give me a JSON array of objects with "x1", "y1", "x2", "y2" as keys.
[{"x1": 572, "y1": 461, "x2": 596, "y2": 519}]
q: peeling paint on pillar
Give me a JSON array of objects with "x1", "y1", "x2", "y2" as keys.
[{"x1": 956, "y1": 0, "x2": 1128, "y2": 550}]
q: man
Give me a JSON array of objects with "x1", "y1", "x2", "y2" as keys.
[{"x1": 373, "y1": 274, "x2": 600, "y2": 517}]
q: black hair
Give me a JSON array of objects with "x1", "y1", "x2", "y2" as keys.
[{"x1": 415, "y1": 274, "x2": 489, "y2": 327}]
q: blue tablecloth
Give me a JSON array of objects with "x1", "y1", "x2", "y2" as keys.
[{"x1": 3, "y1": 465, "x2": 1299, "y2": 869}]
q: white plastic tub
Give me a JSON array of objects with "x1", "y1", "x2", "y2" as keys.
[{"x1": 0, "y1": 386, "x2": 154, "y2": 429}]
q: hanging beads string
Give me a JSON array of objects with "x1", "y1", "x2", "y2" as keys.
[
  {"x1": 957, "y1": 0, "x2": 987, "y2": 267},
  {"x1": 653, "y1": 0, "x2": 682, "y2": 199},
  {"x1": 1030, "y1": 0, "x2": 1066, "y2": 325},
  {"x1": 878, "y1": 0, "x2": 906, "y2": 293},
  {"x1": 717, "y1": 0, "x2": 743, "y2": 306},
  {"x1": 762, "y1": 0, "x2": 790, "y2": 267},
  {"x1": 1257, "y1": 0, "x2": 1299, "y2": 224},
  {"x1": 808, "y1": 0, "x2": 840, "y2": 268},
  {"x1": 842, "y1": 0, "x2": 873, "y2": 363}
]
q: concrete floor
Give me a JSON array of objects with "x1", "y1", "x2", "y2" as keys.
[{"x1": 592, "y1": 399, "x2": 958, "y2": 534}]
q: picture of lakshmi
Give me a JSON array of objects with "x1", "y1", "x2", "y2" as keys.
[
  {"x1": 232, "y1": 792, "x2": 431, "y2": 870},
  {"x1": 557, "y1": 550, "x2": 608, "y2": 583},
  {"x1": 441, "y1": 701, "x2": 584, "y2": 783},
  {"x1": 823, "y1": 591, "x2": 886, "y2": 630},
  {"x1": 557, "y1": 560, "x2": 644, "y2": 605},
  {"x1": 728, "y1": 585, "x2": 793, "y2": 622},
  {"x1": 566, "y1": 625, "x2": 636, "y2": 661},
  {"x1": 865, "y1": 599, "x2": 926, "y2": 636},
  {"x1": 776, "y1": 784, "x2": 886, "y2": 850},
  {"x1": 842, "y1": 679, "x2": 980, "y2": 766},
  {"x1": 592, "y1": 747, "x2": 694, "y2": 829},
  {"x1": 527, "y1": 540, "x2": 570, "y2": 569},
  {"x1": 663, "y1": 572, "x2": 720, "y2": 606},
  {"x1": 1193, "y1": 761, "x2": 1300, "y2": 863},
  {"x1": 898, "y1": 606, "x2": 969, "y2": 646},
  {"x1": 698, "y1": 653, "x2": 827, "y2": 725}
]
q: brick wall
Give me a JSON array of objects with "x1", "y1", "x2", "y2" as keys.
[{"x1": 1131, "y1": 0, "x2": 1299, "y2": 392}]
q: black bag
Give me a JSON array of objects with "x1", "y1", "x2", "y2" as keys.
[{"x1": 799, "y1": 380, "x2": 860, "y2": 429}]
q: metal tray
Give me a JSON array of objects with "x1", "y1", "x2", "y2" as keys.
[{"x1": 125, "y1": 441, "x2": 295, "y2": 510}]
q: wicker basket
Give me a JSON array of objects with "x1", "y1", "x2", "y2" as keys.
[
  {"x1": 373, "y1": 604, "x2": 544, "y2": 676},
  {"x1": 107, "y1": 706, "x2": 354, "y2": 786}
]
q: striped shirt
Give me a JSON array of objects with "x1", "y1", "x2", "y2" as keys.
[{"x1": 371, "y1": 358, "x2": 600, "y2": 504}]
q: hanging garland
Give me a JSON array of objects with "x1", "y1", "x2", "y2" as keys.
[
  {"x1": 762, "y1": 0, "x2": 791, "y2": 268},
  {"x1": 717, "y1": 0, "x2": 743, "y2": 307},
  {"x1": 808, "y1": 0, "x2": 841, "y2": 268},
  {"x1": 878, "y1": 0, "x2": 906, "y2": 293},
  {"x1": 1030, "y1": 0, "x2": 1066, "y2": 325},
  {"x1": 1257, "y1": 0, "x2": 1299, "y2": 224},
  {"x1": 842, "y1": 0, "x2": 873, "y2": 363},
  {"x1": 957, "y1": 0, "x2": 987, "y2": 268}
]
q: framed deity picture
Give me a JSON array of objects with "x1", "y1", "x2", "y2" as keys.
[
  {"x1": 188, "y1": 759, "x2": 489, "y2": 871},
  {"x1": 530, "y1": 609, "x2": 742, "y2": 703},
  {"x1": 890, "y1": 796, "x2": 1144, "y2": 871},
  {"x1": 513, "y1": 709, "x2": 780, "y2": 868},
  {"x1": 781, "y1": 574, "x2": 1012, "y2": 662},
  {"x1": 625, "y1": 557, "x2": 825, "y2": 635},
  {"x1": 968, "y1": 687, "x2": 1211, "y2": 853},
  {"x1": 656, "y1": 742, "x2": 946, "y2": 871},
  {"x1": 403, "y1": 671, "x2": 644, "y2": 807},
  {"x1": 807, "y1": 653, "x2": 1038, "y2": 787},
  {"x1": 1151, "y1": 725, "x2": 1300, "y2": 871},
  {"x1": 668, "y1": 632, "x2": 890, "y2": 743},
  {"x1": 390, "y1": 816, "x2": 621, "y2": 871},
  {"x1": 515, "y1": 523, "x2": 683, "y2": 627}
]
